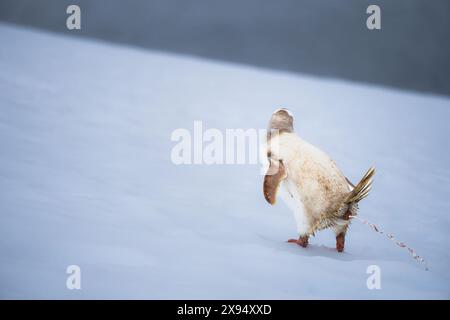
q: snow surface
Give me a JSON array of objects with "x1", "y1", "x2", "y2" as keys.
[{"x1": 0, "y1": 23, "x2": 449, "y2": 299}]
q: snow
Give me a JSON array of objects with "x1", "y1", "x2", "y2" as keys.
[{"x1": 1, "y1": 23, "x2": 449, "y2": 299}]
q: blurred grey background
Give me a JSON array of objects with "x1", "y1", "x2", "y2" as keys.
[{"x1": 1, "y1": 0, "x2": 449, "y2": 96}]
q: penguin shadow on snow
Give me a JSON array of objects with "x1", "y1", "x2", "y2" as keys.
[
  {"x1": 271, "y1": 236, "x2": 356, "y2": 262},
  {"x1": 257, "y1": 233, "x2": 391, "y2": 263}
]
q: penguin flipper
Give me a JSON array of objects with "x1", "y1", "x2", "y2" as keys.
[{"x1": 263, "y1": 159, "x2": 287, "y2": 205}]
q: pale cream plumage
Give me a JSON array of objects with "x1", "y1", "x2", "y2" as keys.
[{"x1": 263, "y1": 108, "x2": 374, "y2": 250}]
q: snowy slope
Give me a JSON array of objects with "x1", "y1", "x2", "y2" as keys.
[{"x1": 0, "y1": 23, "x2": 449, "y2": 299}]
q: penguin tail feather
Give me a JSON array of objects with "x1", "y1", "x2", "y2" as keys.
[
  {"x1": 307, "y1": 167, "x2": 375, "y2": 235},
  {"x1": 345, "y1": 166, "x2": 375, "y2": 204}
]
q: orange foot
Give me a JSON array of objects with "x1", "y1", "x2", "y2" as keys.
[
  {"x1": 287, "y1": 235, "x2": 309, "y2": 248},
  {"x1": 336, "y1": 233, "x2": 345, "y2": 252}
]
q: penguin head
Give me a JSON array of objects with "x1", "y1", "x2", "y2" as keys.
[{"x1": 269, "y1": 108, "x2": 294, "y2": 133}]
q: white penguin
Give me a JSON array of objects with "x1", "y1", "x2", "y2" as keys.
[{"x1": 263, "y1": 108, "x2": 375, "y2": 252}]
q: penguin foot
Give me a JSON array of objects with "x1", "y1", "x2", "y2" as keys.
[
  {"x1": 287, "y1": 235, "x2": 309, "y2": 248},
  {"x1": 336, "y1": 233, "x2": 345, "y2": 252}
]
